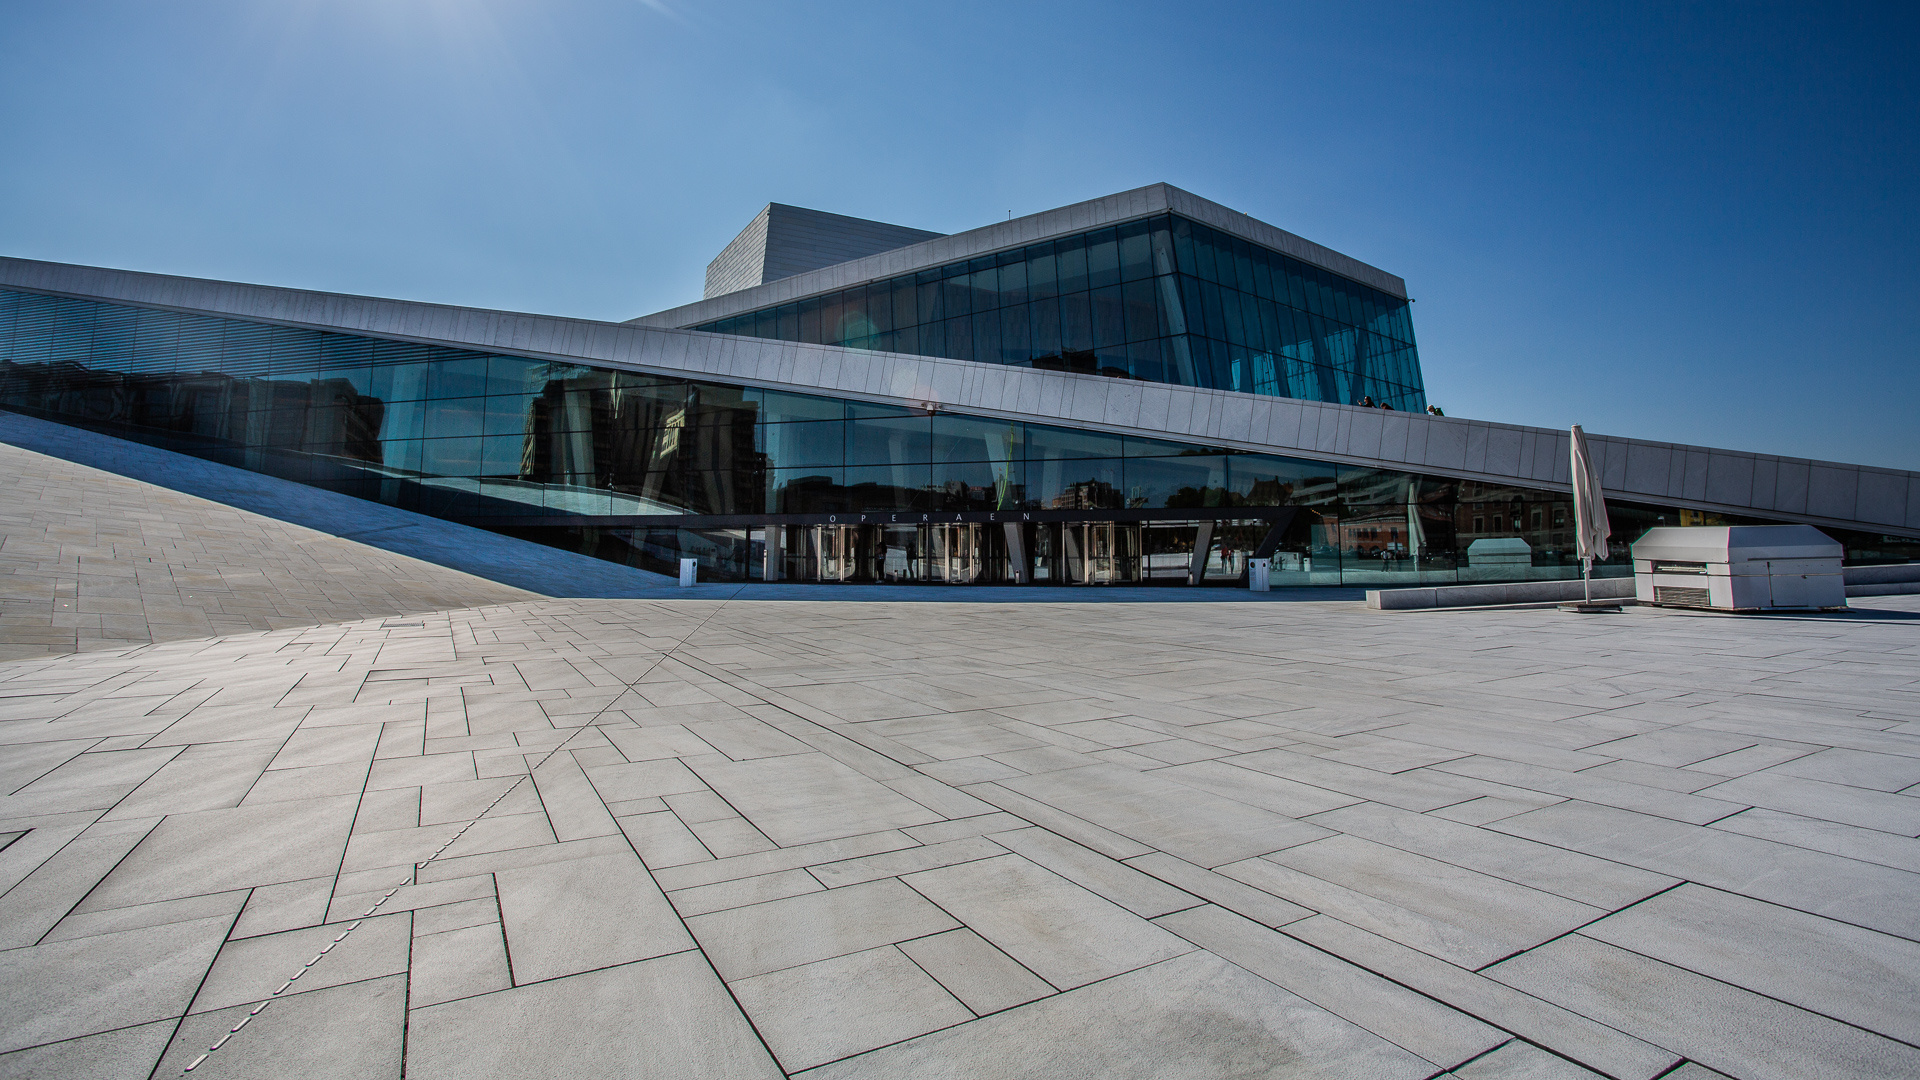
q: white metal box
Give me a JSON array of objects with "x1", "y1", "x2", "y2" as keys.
[{"x1": 1631, "y1": 526, "x2": 1844, "y2": 611}]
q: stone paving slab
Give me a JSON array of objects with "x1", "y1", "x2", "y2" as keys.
[
  {"x1": 0, "y1": 549, "x2": 1916, "y2": 1076},
  {"x1": 0, "y1": 420, "x2": 545, "y2": 660}
]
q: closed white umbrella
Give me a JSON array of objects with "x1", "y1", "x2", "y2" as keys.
[{"x1": 1569, "y1": 425, "x2": 1611, "y2": 602}]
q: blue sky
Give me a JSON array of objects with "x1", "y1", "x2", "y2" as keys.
[{"x1": 3, "y1": 1, "x2": 1915, "y2": 469}]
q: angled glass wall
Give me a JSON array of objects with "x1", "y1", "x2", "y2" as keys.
[
  {"x1": 690, "y1": 214, "x2": 1427, "y2": 410},
  {"x1": 5, "y1": 288, "x2": 1907, "y2": 584}
]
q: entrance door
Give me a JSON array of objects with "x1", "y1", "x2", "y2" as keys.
[
  {"x1": 928, "y1": 523, "x2": 983, "y2": 584},
  {"x1": 877, "y1": 525, "x2": 920, "y2": 582},
  {"x1": 1060, "y1": 523, "x2": 1139, "y2": 584},
  {"x1": 795, "y1": 525, "x2": 872, "y2": 582},
  {"x1": 1087, "y1": 523, "x2": 1117, "y2": 583}
]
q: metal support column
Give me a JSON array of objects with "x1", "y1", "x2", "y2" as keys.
[
  {"x1": 763, "y1": 525, "x2": 784, "y2": 582},
  {"x1": 1188, "y1": 522, "x2": 1214, "y2": 585}
]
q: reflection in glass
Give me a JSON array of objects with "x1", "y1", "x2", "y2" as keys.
[
  {"x1": 692, "y1": 213, "x2": 1425, "y2": 409},
  {"x1": 3, "y1": 286, "x2": 1870, "y2": 587}
]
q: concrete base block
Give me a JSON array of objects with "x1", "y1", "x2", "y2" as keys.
[
  {"x1": 1368, "y1": 577, "x2": 1636, "y2": 611},
  {"x1": 1842, "y1": 563, "x2": 1919, "y2": 597},
  {"x1": 1847, "y1": 581, "x2": 1920, "y2": 597}
]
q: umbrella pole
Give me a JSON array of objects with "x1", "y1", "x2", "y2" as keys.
[{"x1": 1582, "y1": 557, "x2": 1592, "y2": 603}]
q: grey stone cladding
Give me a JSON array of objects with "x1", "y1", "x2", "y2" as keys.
[{"x1": 704, "y1": 204, "x2": 944, "y2": 300}]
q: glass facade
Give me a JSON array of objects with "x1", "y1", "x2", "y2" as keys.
[
  {"x1": 4, "y1": 288, "x2": 1910, "y2": 585},
  {"x1": 692, "y1": 214, "x2": 1427, "y2": 410}
]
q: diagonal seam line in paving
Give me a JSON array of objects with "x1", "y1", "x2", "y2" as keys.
[
  {"x1": 176, "y1": 597, "x2": 741, "y2": 1075},
  {"x1": 1450, "y1": 880, "x2": 1696, "y2": 976},
  {"x1": 1520, "y1": 882, "x2": 1920, "y2": 1057},
  {"x1": 665, "y1": 630, "x2": 1714, "y2": 1072},
  {"x1": 1239, "y1": 914, "x2": 1682, "y2": 1077},
  {"x1": 1484, "y1": 807, "x2": 1920, "y2": 944}
]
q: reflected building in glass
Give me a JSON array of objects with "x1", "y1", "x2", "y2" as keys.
[{"x1": 3, "y1": 183, "x2": 1915, "y2": 587}]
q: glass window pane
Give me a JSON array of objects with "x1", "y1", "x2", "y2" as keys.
[
  {"x1": 480, "y1": 356, "x2": 538, "y2": 397},
  {"x1": 917, "y1": 318, "x2": 945, "y2": 359},
  {"x1": 891, "y1": 278, "x2": 917, "y2": 330},
  {"x1": 479, "y1": 435, "x2": 524, "y2": 476},
  {"x1": 484, "y1": 394, "x2": 534, "y2": 437},
  {"x1": 941, "y1": 267, "x2": 973, "y2": 319},
  {"x1": 1171, "y1": 216, "x2": 1196, "y2": 275},
  {"x1": 944, "y1": 315, "x2": 973, "y2": 362},
  {"x1": 422, "y1": 396, "x2": 487, "y2": 439},
  {"x1": 817, "y1": 292, "x2": 845, "y2": 342},
  {"x1": 1126, "y1": 338, "x2": 1168, "y2": 384},
  {"x1": 846, "y1": 291, "x2": 880, "y2": 342},
  {"x1": 1060, "y1": 292, "x2": 1094, "y2": 356},
  {"x1": 969, "y1": 263, "x2": 1000, "y2": 311},
  {"x1": 1091, "y1": 285, "x2": 1127, "y2": 350},
  {"x1": 383, "y1": 438, "x2": 423, "y2": 473},
  {"x1": 1056, "y1": 235, "x2": 1088, "y2": 294},
  {"x1": 998, "y1": 258, "x2": 1028, "y2": 306},
  {"x1": 972, "y1": 310, "x2": 1001, "y2": 366},
  {"x1": 1191, "y1": 226, "x2": 1220, "y2": 285},
  {"x1": 1029, "y1": 298, "x2": 1062, "y2": 360},
  {"x1": 1023, "y1": 456, "x2": 1122, "y2": 510},
  {"x1": 1124, "y1": 434, "x2": 1218, "y2": 457},
  {"x1": 1118, "y1": 219, "x2": 1153, "y2": 281},
  {"x1": 846, "y1": 463, "x2": 929, "y2": 511},
  {"x1": 999, "y1": 304, "x2": 1030, "y2": 365},
  {"x1": 1179, "y1": 277, "x2": 1209, "y2": 340},
  {"x1": 1026, "y1": 243, "x2": 1058, "y2": 300},
  {"x1": 1086, "y1": 227, "x2": 1120, "y2": 289},
  {"x1": 916, "y1": 277, "x2": 945, "y2": 324},
  {"x1": 760, "y1": 418, "x2": 843, "y2": 468},
  {"x1": 932, "y1": 415, "x2": 1023, "y2": 463},
  {"x1": 1121, "y1": 279, "x2": 1158, "y2": 343},
  {"x1": 369, "y1": 362, "x2": 430, "y2": 402},
  {"x1": 929, "y1": 458, "x2": 1014, "y2": 511},
  {"x1": 768, "y1": 467, "x2": 843, "y2": 514},
  {"x1": 1125, "y1": 455, "x2": 1227, "y2": 509},
  {"x1": 687, "y1": 382, "x2": 759, "y2": 430},
  {"x1": 1231, "y1": 455, "x2": 1340, "y2": 505},
  {"x1": 1025, "y1": 424, "x2": 1121, "y2": 460},
  {"x1": 653, "y1": 469, "x2": 754, "y2": 516},
  {"x1": 848, "y1": 413, "x2": 931, "y2": 465},
  {"x1": 1257, "y1": 301, "x2": 1282, "y2": 356},
  {"x1": 757, "y1": 390, "x2": 843, "y2": 424},
  {"x1": 1285, "y1": 263, "x2": 1310, "y2": 311},
  {"x1": 1251, "y1": 250, "x2": 1275, "y2": 300},
  {"x1": 427, "y1": 355, "x2": 489, "y2": 399},
  {"x1": 1225, "y1": 289, "x2": 1253, "y2": 348},
  {"x1": 421, "y1": 437, "x2": 484, "y2": 476},
  {"x1": 1200, "y1": 282, "x2": 1226, "y2": 345}
]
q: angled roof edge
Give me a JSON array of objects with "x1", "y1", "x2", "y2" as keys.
[
  {"x1": 628, "y1": 183, "x2": 1410, "y2": 330},
  {"x1": 2, "y1": 255, "x2": 1912, "y2": 539},
  {"x1": 704, "y1": 203, "x2": 946, "y2": 300}
]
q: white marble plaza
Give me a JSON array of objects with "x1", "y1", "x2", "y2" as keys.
[{"x1": 1, "y1": 439, "x2": 1918, "y2": 1079}]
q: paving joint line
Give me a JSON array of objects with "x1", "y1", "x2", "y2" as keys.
[{"x1": 181, "y1": 600, "x2": 735, "y2": 1074}]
